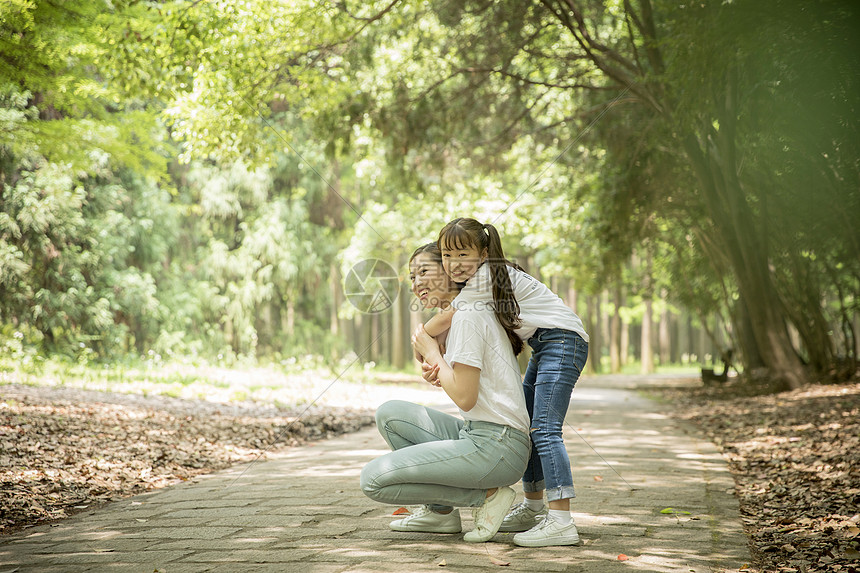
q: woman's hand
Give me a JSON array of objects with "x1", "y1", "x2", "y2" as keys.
[
  {"x1": 436, "y1": 330, "x2": 448, "y2": 355},
  {"x1": 421, "y1": 361, "x2": 441, "y2": 387},
  {"x1": 411, "y1": 325, "x2": 441, "y2": 362}
]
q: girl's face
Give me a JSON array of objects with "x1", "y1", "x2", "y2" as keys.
[
  {"x1": 441, "y1": 244, "x2": 488, "y2": 283},
  {"x1": 409, "y1": 253, "x2": 456, "y2": 309}
]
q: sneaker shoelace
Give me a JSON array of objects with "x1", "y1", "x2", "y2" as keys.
[
  {"x1": 507, "y1": 503, "x2": 532, "y2": 519},
  {"x1": 472, "y1": 504, "x2": 488, "y2": 529},
  {"x1": 533, "y1": 516, "x2": 556, "y2": 531},
  {"x1": 404, "y1": 505, "x2": 432, "y2": 522}
]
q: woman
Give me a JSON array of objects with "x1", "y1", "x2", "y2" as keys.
[{"x1": 359, "y1": 243, "x2": 530, "y2": 543}]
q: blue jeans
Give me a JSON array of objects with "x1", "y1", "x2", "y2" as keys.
[
  {"x1": 522, "y1": 328, "x2": 588, "y2": 502},
  {"x1": 360, "y1": 401, "x2": 530, "y2": 509}
]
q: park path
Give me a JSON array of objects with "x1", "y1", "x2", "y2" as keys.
[{"x1": 0, "y1": 374, "x2": 750, "y2": 572}]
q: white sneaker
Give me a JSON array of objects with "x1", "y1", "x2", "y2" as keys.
[
  {"x1": 513, "y1": 516, "x2": 582, "y2": 547},
  {"x1": 498, "y1": 502, "x2": 548, "y2": 532},
  {"x1": 389, "y1": 506, "x2": 462, "y2": 533},
  {"x1": 463, "y1": 486, "x2": 516, "y2": 543}
]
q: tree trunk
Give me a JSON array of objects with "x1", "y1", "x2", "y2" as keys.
[
  {"x1": 586, "y1": 294, "x2": 601, "y2": 373},
  {"x1": 610, "y1": 286, "x2": 622, "y2": 373},
  {"x1": 329, "y1": 263, "x2": 339, "y2": 336},
  {"x1": 682, "y1": 115, "x2": 807, "y2": 389},
  {"x1": 641, "y1": 297, "x2": 654, "y2": 373},
  {"x1": 659, "y1": 289, "x2": 671, "y2": 365},
  {"x1": 371, "y1": 312, "x2": 381, "y2": 362},
  {"x1": 392, "y1": 279, "x2": 405, "y2": 370},
  {"x1": 621, "y1": 318, "x2": 629, "y2": 368}
]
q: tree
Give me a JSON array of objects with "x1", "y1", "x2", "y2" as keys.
[{"x1": 331, "y1": 0, "x2": 859, "y2": 387}]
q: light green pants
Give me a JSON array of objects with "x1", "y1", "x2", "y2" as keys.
[{"x1": 360, "y1": 400, "x2": 530, "y2": 509}]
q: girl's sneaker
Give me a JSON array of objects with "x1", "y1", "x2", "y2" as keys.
[
  {"x1": 513, "y1": 516, "x2": 582, "y2": 547},
  {"x1": 498, "y1": 502, "x2": 548, "y2": 532},
  {"x1": 389, "y1": 506, "x2": 462, "y2": 533}
]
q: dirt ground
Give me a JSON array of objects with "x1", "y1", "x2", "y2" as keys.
[
  {"x1": 0, "y1": 383, "x2": 374, "y2": 534},
  {"x1": 654, "y1": 379, "x2": 860, "y2": 573}
]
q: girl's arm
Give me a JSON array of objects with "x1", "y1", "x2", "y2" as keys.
[
  {"x1": 412, "y1": 309, "x2": 454, "y2": 362},
  {"x1": 423, "y1": 306, "x2": 455, "y2": 337},
  {"x1": 411, "y1": 326, "x2": 480, "y2": 411}
]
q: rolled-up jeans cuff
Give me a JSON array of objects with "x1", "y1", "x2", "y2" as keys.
[
  {"x1": 546, "y1": 486, "x2": 576, "y2": 503},
  {"x1": 522, "y1": 480, "x2": 545, "y2": 493},
  {"x1": 428, "y1": 504, "x2": 454, "y2": 513}
]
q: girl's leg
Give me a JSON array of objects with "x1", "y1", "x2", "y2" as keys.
[
  {"x1": 520, "y1": 355, "x2": 545, "y2": 500},
  {"x1": 527, "y1": 330, "x2": 588, "y2": 509},
  {"x1": 512, "y1": 330, "x2": 588, "y2": 547}
]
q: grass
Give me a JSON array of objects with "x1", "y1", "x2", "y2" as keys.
[
  {"x1": 1, "y1": 352, "x2": 709, "y2": 411},
  {"x1": 0, "y1": 354, "x2": 441, "y2": 411}
]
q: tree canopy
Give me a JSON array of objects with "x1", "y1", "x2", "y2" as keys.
[{"x1": 1, "y1": 0, "x2": 857, "y2": 387}]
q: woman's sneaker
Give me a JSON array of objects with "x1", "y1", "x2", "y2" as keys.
[
  {"x1": 498, "y1": 502, "x2": 548, "y2": 532},
  {"x1": 389, "y1": 506, "x2": 462, "y2": 533},
  {"x1": 513, "y1": 516, "x2": 582, "y2": 547},
  {"x1": 463, "y1": 486, "x2": 516, "y2": 542}
]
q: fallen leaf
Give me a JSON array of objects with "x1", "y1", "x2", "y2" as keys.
[
  {"x1": 489, "y1": 556, "x2": 510, "y2": 566},
  {"x1": 393, "y1": 507, "x2": 410, "y2": 515},
  {"x1": 617, "y1": 554, "x2": 629, "y2": 561},
  {"x1": 660, "y1": 507, "x2": 691, "y2": 515},
  {"x1": 437, "y1": 558, "x2": 446, "y2": 566}
]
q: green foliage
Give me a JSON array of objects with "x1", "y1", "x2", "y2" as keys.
[{"x1": 1, "y1": 0, "x2": 855, "y2": 379}]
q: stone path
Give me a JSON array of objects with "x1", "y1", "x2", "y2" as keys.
[{"x1": 0, "y1": 374, "x2": 751, "y2": 572}]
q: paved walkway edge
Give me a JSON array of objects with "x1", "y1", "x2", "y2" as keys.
[{"x1": 1, "y1": 375, "x2": 751, "y2": 572}]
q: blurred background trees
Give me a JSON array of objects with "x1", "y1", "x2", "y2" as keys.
[{"x1": 1, "y1": 0, "x2": 857, "y2": 388}]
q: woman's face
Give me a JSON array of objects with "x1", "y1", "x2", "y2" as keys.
[{"x1": 409, "y1": 253, "x2": 456, "y2": 310}]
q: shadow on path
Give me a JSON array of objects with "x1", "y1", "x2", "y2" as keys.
[{"x1": 1, "y1": 374, "x2": 749, "y2": 572}]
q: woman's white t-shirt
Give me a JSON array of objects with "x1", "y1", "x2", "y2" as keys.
[
  {"x1": 453, "y1": 264, "x2": 589, "y2": 343},
  {"x1": 443, "y1": 304, "x2": 530, "y2": 434}
]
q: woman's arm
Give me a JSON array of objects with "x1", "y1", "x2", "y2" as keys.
[
  {"x1": 436, "y1": 361, "x2": 480, "y2": 412},
  {"x1": 412, "y1": 326, "x2": 480, "y2": 411},
  {"x1": 412, "y1": 325, "x2": 450, "y2": 364}
]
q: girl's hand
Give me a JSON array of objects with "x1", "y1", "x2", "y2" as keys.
[
  {"x1": 411, "y1": 325, "x2": 440, "y2": 360},
  {"x1": 421, "y1": 362, "x2": 441, "y2": 387}
]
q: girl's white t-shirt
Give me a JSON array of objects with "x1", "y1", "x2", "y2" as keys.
[
  {"x1": 453, "y1": 264, "x2": 589, "y2": 343},
  {"x1": 443, "y1": 305, "x2": 530, "y2": 434}
]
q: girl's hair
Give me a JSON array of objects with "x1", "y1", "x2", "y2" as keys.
[{"x1": 437, "y1": 218, "x2": 523, "y2": 355}]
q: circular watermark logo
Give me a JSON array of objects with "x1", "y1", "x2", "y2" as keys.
[{"x1": 344, "y1": 259, "x2": 400, "y2": 313}]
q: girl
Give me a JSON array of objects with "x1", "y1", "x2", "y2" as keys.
[
  {"x1": 360, "y1": 243, "x2": 530, "y2": 543},
  {"x1": 423, "y1": 217, "x2": 589, "y2": 547}
]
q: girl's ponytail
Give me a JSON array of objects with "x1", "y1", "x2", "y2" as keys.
[{"x1": 484, "y1": 223, "x2": 523, "y2": 355}]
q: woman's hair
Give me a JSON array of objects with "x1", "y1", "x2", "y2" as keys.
[
  {"x1": 437, "y1": 218, "x2": 523, "y2": 355},
  {"x1": 409, "y1": 242, "x2": 442, "y2": 266}
]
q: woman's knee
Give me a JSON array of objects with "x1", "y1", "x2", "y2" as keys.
[
  {"x1": 359, "y1": 461, "x2": 381, "y2": 500},
  {"x1": 374, "y1": 399, "x2": 411, "y2": 430}
]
